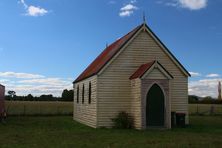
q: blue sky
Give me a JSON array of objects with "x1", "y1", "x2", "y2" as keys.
[{"x1": 0, "y1": 0, "x2": 221, "y2": 97}]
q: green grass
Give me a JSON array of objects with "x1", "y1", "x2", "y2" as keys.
[
  {"x1": 5, "y1": 101, "x2": 73, "y2": 116},
  {"x1": 1, "y1": 116, "x2": 222, "y2": 148}
]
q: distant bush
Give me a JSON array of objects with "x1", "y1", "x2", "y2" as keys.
[
  {"x1": 112, "y1": 111, "x2": 134, "y2": 129},
  {"x1": 200, "y1": 99, "x2": 222, "y2": 104},
  {"x1": 189, "y1": 95, "x2": 199, "y2": 104},
  {"x1": 4, "y1": 89, "x2": 74, "y2": 102},
  {"x1": 61, "y1": 89, "x2": 74, "y2": 101},
  {"x1": 188, "y1": 95, "x2": 222, "y2": 104}
]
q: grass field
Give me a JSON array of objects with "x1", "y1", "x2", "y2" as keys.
[
  {"x1": 5, "y1": 101, "x2": 73, "y2": 116},
  {"x1": 0, "y1": 116, "x2": 222, "y2": 148}
]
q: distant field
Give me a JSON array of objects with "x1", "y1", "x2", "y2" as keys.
[
  {"x1": 1, "y1": 116, "x2": 222, "y2": 147},
  {"x1": 4, "y1": 101, "x2": 222, "y2": 116},
  {"x1": 5, "y1": 101, "x2": 73, "y2": 116}
]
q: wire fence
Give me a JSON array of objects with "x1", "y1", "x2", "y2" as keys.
[
  {"x1": 4, "y1": 101, "x2": 222, "y2": 116},
  {"x1": 189, "y1": 104, "x2": 222, "y2": 115},
  {"x1": 5, "y1": 101, "x2": 73, "y2": 116}
]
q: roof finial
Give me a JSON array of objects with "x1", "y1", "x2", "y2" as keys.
[
  {"x1": 143, "y1": 11, "x2": 146, "y2": 24},
  {"x1": 106, "y1": 42, "x2": 109, "y2": 48}
]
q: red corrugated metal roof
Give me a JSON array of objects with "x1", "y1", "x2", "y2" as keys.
[
  {"x1": 74, "y1": 23, "x2": 190, "y2": 83},
  {"x1": 129, "y1": 61, "x2": 155, "y2": 80},
  {"x1": 74, "y1": 24, "x2": 143, "y2": 83}
]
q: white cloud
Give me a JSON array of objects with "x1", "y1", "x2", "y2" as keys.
[
  {"x1": 109, "y1": 1, "x2": 116, "y2": 4},
  {"x1": 166, "y1": 2, "x2": 178, "y2": 7},
  {"x1": 130, "y1": 0, "x2": 137, "y2": 4},
  {"x1": 179, "y1": 0, "x2": 207, "y2": 10},
  {"x1": 156, "y1": 1, "x2": 163, "y2": 4},
  {"x1": 26, "y1": 5, "x2": 48, "y2": 17},
  {"x1": 0, "y1": 72, "x2": 45, "y2": 79},
  {"x1": 19, "y1": 0, "x2": 48, "y2": 17},
  {"x1": 163, "y1": 0, "x2": 207, "y2": 10},
  {"x1": 0, "y1": 72, "x2": 72, "y2": 97},
  {"x1": 18, "y1": 78, "x2": 70, "y2": 86},
  {"x1": 0, "y1": 79, "x2": 10, "y2": 83},
  {"x1": 189, "y1": 72, "x2": 201, "y2": 77},
  {"x1": 119, "y1": 4, "x2": 138, "y2": 17},
  {"x1": 206, "y1": 74, "x2": 220, "y2": 78},
  {"x1": 120, "y1": 4, "x2": 138, "y2": 11},
  {"x1": 20, "y1": 0, "x2": 28, "y2": 8},
  {"x1": 189, "y1": 78, "x2": 221, "y2": 98},
  {"x1": 119, "y1": 10, "x2": 134, "y2": 17}
]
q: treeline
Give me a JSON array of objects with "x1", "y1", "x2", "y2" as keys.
[
  {"x1": 5, "y1": 89, "x2": 73, "y2": 102},
  {"x1": 189, "y1": 95, "x2": 222, "y2": 104}
]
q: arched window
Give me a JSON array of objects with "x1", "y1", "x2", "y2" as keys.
[
  {"x1": 88, "y1": 82, "x2": 91, "y2": 104},
  {"x1": 82, "y1": 84, "x2": 84, "y2": 104},
  {"x1": 77, "y1": 85, "x2": 79, "y2": 103}
]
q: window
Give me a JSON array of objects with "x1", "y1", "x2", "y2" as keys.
[
  {"x1": 88, "y1": 82, "x2": 91, "y2": 104},
  {"x1": 82, "y1": 84, "x2": 84, "y2": 104},
  {"x1": 77, "y1": 85, "x2": 79, "y2": 103}
]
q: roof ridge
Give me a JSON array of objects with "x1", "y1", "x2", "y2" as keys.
[
  {"x1": 74, "y1": 24, "x2": 144, "y2": 83},
  {"x1": 73, "y1": 22, "x2": 190, "y2": 83}
]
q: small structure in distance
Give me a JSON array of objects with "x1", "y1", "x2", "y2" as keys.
[
  {"x1": 218, "y1": 81, "x2": 221, "y2": 100},
  {"x1": 0, "y1": 84, "x2": 5, "y2": 117}
]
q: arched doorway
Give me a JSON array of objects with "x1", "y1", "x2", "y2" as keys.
[{"x1": 146, "y1": 84, "x2": 165, "y2": 127}]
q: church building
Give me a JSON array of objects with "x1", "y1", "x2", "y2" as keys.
[{"x1": 73, "y1": 22, "x2": 190, "y2": 129}]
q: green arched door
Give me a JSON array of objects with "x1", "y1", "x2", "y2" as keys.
[{"x1": 146, "y1": 84, "x2": 165, "y2": 127}]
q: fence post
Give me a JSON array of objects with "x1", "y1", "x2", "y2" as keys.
[
  {"x1": 57, "y1": 105, "x2": 59, "y2": 115},
  {"x1": 23, "y1": 105, "x2": 26, "y2": 116},
  {"x1": 6, "y1": 106, "x2": 9, "y2": 116},
  {"x1": 210, "y1": 105, "x2": 214, "y2": 115},
  {"x1": 196, "y1": 104, "x2": 199, "y2": 115}
]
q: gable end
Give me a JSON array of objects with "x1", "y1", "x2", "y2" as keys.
[
  {"x1": 74, "y1": 23, "x2": 190, "y2": 84},
  {"x1": 144, "y1": 24, "x2": 191, "y2": 77}
]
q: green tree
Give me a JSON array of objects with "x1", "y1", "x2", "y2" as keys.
[
  {"x1": 188, "y1": 95, "x2": 199, "y2": 104},
  {"x1": 39, "y1": 94, "x2": 54, "y2": 101},
  {"x1": 61, "y1": 89, "x2": 73, "y2": 101},
  {"x1": 27, "y1": 94, "x2": 34, "y2": 101},
  {"x1": 8, "y1": 90, "x2": 16, "y2": 98}
]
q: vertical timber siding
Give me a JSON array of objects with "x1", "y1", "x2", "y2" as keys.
[
  {"x1": 145, "y1": 68, "x2": 166, "y2": 80},
  {"x1": 130, "y1": 79, "x2": 142, "y2": 129},
  {"x1": 97, "y1": 30, "x2": 188, "y2": 127},
  {"x1": 73, "y1": 76, "x2": 97, "y2": 128}
]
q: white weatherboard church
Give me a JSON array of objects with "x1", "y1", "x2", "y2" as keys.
[{"x1": 73, "y1": 22, "x2": 190, "y2": 129}]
